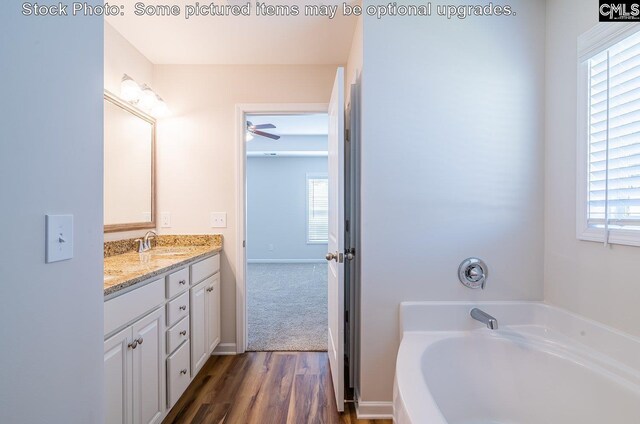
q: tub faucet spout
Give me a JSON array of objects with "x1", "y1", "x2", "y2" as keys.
[{"x1": 470, "y1": 308, "x2": 498, "y2": 330}]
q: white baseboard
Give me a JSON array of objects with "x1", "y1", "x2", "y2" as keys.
[
  {"x1": 355, "y1": 399, "x2": 394, "y2": 419},
  {"x1": 247, "y1": 259, "x2": 326, "y2": 264},
  {"x1": 211, "y1": 343, "x2": 237, "y2": 355}
]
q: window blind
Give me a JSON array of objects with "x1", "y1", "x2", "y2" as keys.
[
  {"x1": 307, "y1": 176, "x2": 328, "y2": 243},
  {"x1": 588, "y1": 30, "x2": 640, "y2": 228}
]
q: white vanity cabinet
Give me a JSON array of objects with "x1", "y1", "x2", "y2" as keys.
[
  {"x1": 104, "y1": 306, "x2": 165, "y2": 424},
  {"x1": 206, "y1": 273, "x2": 221, "y2": 354},
  {"x1": 189, "y1": 256, "x2": 221, "y2": 377},
  {"x1": 190, "y1": 278, "x2": 208, "y2": 376},
  {"x1": 104, "y1": 252, "x2": 221, "y2": 424}
]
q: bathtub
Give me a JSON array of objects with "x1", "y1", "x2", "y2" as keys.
[{"x1": 393, "y1": 302, "x2": 640, "y2": 424}]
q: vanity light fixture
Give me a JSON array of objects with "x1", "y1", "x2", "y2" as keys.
[{"x1": 119, "y1": 74, "x2": 169, "y2": 117}]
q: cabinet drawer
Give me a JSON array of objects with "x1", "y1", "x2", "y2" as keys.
[
  {"x1": 166, "y1": 267, "x2": 189, "y2": 299},
  {"x1": 191, "y1": 254, "x2": 219, "y2": 285},
  {"x1": 104, "y1": 278, "x2": 164, "y2": 336},
  {"x1": 166, "y1": 341, "x2": 190, "y2": 409},
  {"x1": 166, "y1": 291, "x2": 189, "y2": 327},
  {"x1": 166, "y1": 316, "x2": 189, "y2": 354}
]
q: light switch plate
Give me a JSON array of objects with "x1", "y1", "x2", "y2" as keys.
[
  {"x1": 160, "y1": 212, "x2": 171, "y2": 228},
  {"x1": 46, "y1": 214, "x2": 73, "y2": 263},
  {"x1": 210, "y1": 212, "x2": 227, "y2": 228}
]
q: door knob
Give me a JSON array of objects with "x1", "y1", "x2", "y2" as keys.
[{"x1": 326, "y1": 252, "x2": 337, "y2": 261}]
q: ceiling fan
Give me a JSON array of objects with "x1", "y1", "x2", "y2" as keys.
[{"x1": 247, "y1": 121, "x2": 280, "y2": 140}]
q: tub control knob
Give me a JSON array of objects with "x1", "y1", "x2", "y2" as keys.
[{"x1": 458, "y1": 258, "x2": 488, "y2": 290}]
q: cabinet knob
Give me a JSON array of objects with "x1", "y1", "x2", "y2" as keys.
[
  {"x1": 128, "y1": 340, "x2": 138, "y2": 349},
  {"x1": 206, "y1": 286, "x2": 214, "y2": 292},
  {"x1": 179, "y1": 305, "x2": 187, "y2": 311},
  {"x1": 179, "y1": 280, "x2": 186, "y2": 285},
  {"x1": 180, "y1": 330, "x2": 187, "y2": 336},
  {"x1": 136, "y1": 337, "x2": 143, "y2": 345},
  {"x1": 180, "y1": 369, "x2": 188, "y2": 375}
]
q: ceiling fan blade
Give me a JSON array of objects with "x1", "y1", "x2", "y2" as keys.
[
  {"x1": 252, "y1": 130, "x2": 281, "y2": 140},
  {"x1": 252, "y1": 124, "x2": 276, "y2": 129}
]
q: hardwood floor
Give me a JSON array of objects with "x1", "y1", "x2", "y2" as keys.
[{"x1": 163, "y1": 352, "x2": 392, "y2": 424}]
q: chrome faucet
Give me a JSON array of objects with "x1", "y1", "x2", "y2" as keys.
[
  {"x1": 470, "y1": 308, "x2": 498, "y2": 330},
  {"x1": 135, "y1": 230, "x2": 157, "y2": 253}
]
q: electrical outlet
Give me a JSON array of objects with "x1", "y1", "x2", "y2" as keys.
[
  {"x1": 210, "y1": 212, "x2": 227, "y2": 228},
  {"x1": 160, "y1": 212, "x2": 171, "y2": 228}
]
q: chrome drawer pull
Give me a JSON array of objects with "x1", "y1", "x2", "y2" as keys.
[
  {"x1": 178, "y1": 280, "x2": 186, "y2": 285},
  {"x1": 179, "y1": 305, "x2": 187, "y2": 311},
  {"x1": 180, "y1": 330, "x2": 187, "y2": 336},
  {"x1": 180, "y1": 369, "x2": 188, "y2": 375}
]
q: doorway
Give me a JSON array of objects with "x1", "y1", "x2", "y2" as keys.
[
  {"x1": 235, "y1": 69, "x2": 351, "y2": 411},
  {"x1": 245, "y1": 113, "x2": 329, "y2": 351}
]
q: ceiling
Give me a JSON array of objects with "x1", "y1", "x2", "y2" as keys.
[
  {"x1": 247, "y1": 114, "x2": 328, "y2": 135},
  {"x1": 106, "y1": 1, "x2": 358, "y2": 65}
]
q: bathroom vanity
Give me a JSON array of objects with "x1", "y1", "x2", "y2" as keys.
[{"x1": 103, "y1": 236, "x2": 222, "y2": 424}]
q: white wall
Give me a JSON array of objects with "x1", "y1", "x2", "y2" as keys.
[
  {"x1": 545, "y1": 0, "x2": 640, "y2": 338},
  {"x1": 0, "y1": 7, "x2": 104, "y2": 423},
  {"x1": 247, "y1": 156, "x2": 328, "y2": 261},
  {"x1": 153, "y1": 65, "x2": 338, "y2": 345},
  {"x1": 104, "y1": 22, "x2": 153, "y2": 95},
  {"x1": 345, "y1": 15, "x2": 363, "y2": 101},
  {"x1": 359, "y1": 0, "x2": 546, "y2": 404}
]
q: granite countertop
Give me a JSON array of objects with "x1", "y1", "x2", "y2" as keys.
[{"x1": 104, "y1": 235, "x2": 222, "y2": 297}]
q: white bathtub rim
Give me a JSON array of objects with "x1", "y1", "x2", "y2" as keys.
[
  {"x1": 395, "y1": 301, "x2": 640, "y2": 424},
  {"x1": 399, "y1": 301, "x2": 640, "y2": 372}
]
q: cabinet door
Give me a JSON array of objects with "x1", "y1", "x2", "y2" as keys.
[
  {"x1": 131, "y1": 307, "x2": 165, "y2": 424},
  {"x1": 190, "y1": 279, "x2": 208, "y2": 377},
  {"x1": 105, "y1": 327, "x2": 133, "y2": 424},
  {"x1": 205, "y1": 274, "x2": 221, "y2": 354}
]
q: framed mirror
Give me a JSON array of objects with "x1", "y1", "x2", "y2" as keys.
[{"x1": 104, "y1": 91, "x2": 156, "y2": 233}]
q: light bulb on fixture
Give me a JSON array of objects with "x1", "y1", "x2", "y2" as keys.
[
  {"x1": 120, "y1": 74, "x2": 141, "y2": 102},
  {"x1": 151, "y1": 94, "x2": 170, "y2": 117},
  {"x1": 246, "y1": 131, "x2": 254, "y2": 141},
  {"x1": 138, "y1": 84, "x2": 157, "y2": 111}
]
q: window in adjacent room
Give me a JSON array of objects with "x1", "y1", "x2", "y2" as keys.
[
  {"x1": 578, "y1": 24, "x2": 640, "y2": 246},
  {"x1": 307, "y1": 174, "x2": 328, "y2": 244}
]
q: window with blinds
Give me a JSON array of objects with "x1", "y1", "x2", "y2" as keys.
[
  {"x1": 307, "y1": 175, "x2": 328, "y2": 243},
  {"x1": 587, "y1": 29, "x2": 640, "y2": 232}
]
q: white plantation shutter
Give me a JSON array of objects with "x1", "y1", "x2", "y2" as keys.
[
  {"x1": 587, "y1": 29, "x2": 640, "y2": 229},
  {"x1": 307, "y1": 176, "x2": 328, "y2": 243}
]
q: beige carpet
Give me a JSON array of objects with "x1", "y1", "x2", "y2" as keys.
[{"x1": 247, "y1": 263, "x2": 328, "y2": 351}]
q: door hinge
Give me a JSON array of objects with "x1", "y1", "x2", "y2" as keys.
[
  {"x1": 243, "y1": 240, "x2": 246, "y2": 248},
  {"x1": 345, "y1": 219, "x2": 350, "y2": 232},
  {"x1": 345, "y1": 128, "x2": 350, "y2": 142},
  {"x1": 345, "y1": 247, "x2": 355, "y2": 261}
]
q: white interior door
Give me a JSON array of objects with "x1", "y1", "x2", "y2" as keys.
[{"x1": 326, "y1": 67, "x2": 345, "y2": 412}]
